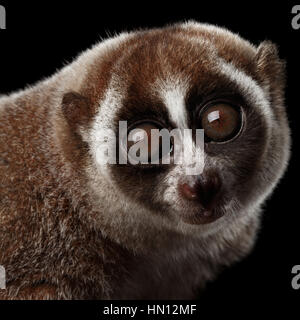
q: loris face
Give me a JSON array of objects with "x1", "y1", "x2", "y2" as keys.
[{"x1": 74, "y1": 22, "x2": 290, "y2": 238}]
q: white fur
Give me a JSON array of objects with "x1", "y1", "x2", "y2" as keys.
[
  {"x1": 155, "y1": 78, "x2": 189, "y2": 128},
  {"x1": 218, "y1": 59, "x2": 273, "y2": 125}
]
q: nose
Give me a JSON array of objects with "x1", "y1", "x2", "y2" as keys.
[{"x1": 179, "y1": 171, "x2": 222, "y2": 210}]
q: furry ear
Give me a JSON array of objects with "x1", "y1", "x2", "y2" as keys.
[
  {"x1": 61, "y1": 91, "x2": 92, "y2": 129},
  {"x1": 58, "y1": 92, "x2": 91, "y2": 162},
  {"x1": 255, "y1": 41, "x2": 286, "y2": 95}
]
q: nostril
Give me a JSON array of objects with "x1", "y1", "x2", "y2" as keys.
[
  {"x1": 179, "y1": 172, "x2": 222, "y2": 209},
  {"x1": 180, "y1": 183, "x2": 198, "y2": 201},
  {"x1": 195, "y1": 173, "x2": 222, "y2": 209}
]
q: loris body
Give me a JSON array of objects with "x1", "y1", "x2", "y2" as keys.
[{"x1": 0, "y1": 22, "x2": 290, "y2": 299}]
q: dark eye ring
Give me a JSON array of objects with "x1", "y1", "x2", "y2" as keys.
[{"x1": 126, "y1": 120, "x2": 173, "y2": 163}]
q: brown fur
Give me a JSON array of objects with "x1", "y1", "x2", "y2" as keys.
[{"x1": 0, "y1": 22, "x2": 290, "y2": 299}]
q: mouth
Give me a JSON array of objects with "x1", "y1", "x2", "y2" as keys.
[{"x1": 179, "y1": 207, "x2": 225, "y2": 225}]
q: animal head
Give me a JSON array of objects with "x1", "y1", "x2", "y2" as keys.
[{"x1": 57, "y1": 21, "x2": 290, "y2": 246}]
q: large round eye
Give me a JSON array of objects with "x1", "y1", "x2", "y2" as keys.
[
  {"x1": 199, "y1": 103, "x2": 242, "y2": 142},
  {"x1": 127, "y1": 122, "x2": 172, "y2": 163}
]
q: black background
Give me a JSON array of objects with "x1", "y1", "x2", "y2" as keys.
[{"x1": 0, "y1": 0, "x2": 299, "y2": 317}]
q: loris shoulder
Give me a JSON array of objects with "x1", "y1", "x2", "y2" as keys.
[{"x1": 0, "y1": 21, "x2": 290, "y2": 299}]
